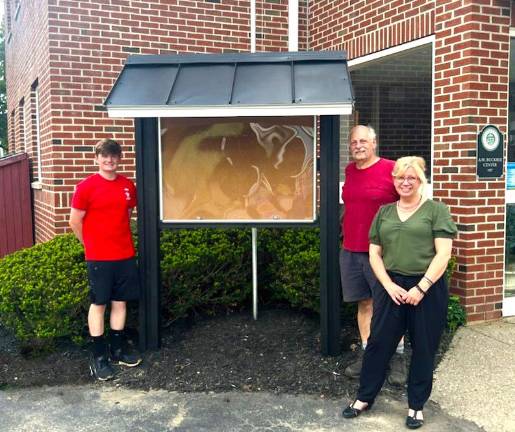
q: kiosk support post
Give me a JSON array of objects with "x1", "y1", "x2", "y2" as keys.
[
  {"x1": 319, "y1": 115, "x2": 342, "y2": 356},
  {"x1": 135, "y1": 118, "x2": 161, "y2": 351}
]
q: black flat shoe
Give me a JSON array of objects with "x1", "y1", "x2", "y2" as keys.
[
  {"x1": 342, "y1": 400, "x2": 371, "y2": 418},
  {"x1": 406, "y1": 411, "x2": 424, "y2": 429}
]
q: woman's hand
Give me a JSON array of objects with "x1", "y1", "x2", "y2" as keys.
[
  {"x1": 404, "y1": 287, "x2": 425, "y2": 306},
  {"x1": 385, "y1": 281, "x2": 408, "y2": 305}
]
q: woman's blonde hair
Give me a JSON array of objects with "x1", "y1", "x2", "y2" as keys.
[{"x1": 392, "y1": 156, "x2": 428, "y2": 195}]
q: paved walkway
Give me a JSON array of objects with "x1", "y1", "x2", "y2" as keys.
[
  {"x1": 432, "y1": 316, "x2": 515, "y2": 432},
  {"x1": 2, "y1": 317, "x2": 514, "y2": 431}
]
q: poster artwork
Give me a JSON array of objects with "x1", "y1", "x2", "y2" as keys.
[{"x1": 160, "y1": 117, "x2": 316, "y2": 222}]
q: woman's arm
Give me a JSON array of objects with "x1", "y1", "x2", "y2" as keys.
[
  {"x1": 369, "y1": 243, "x2": 407, "y2": 305},
  {"x1": 404, "y1": 237, "x2": 453, "y2": 306}
]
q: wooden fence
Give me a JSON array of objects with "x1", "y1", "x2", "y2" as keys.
[{"x1": 0, "y1": 153, "x2": 34, "y2": 258}]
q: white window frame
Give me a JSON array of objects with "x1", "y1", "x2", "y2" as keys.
[
  {"x1": 31, "y1": 84, "x2": 43, "y2": 189},
  {"x1": 347, "y1": 35, "x2": 435, "y2": 199},
  {"x1": 503, "y1": 29, "x2": 515, "y2": 317}
]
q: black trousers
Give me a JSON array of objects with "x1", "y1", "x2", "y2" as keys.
[{"x1": 356, "y1": 272, "x2": 448, "y2": 410}]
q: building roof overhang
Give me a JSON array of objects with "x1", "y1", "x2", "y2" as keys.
[{"x1": 105, "y1": 51, "x2": 353, "y2": 118}]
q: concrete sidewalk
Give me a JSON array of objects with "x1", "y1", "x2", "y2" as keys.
[
  {"x1": 431, "y1": 316, "x2": 515, "y2": 432},
  {"x1": 0, "y1": 385, "x2": 480, "y2": 432},
  {"x1": 2, "y1": 317, "x2": 514, "y2": 431}
]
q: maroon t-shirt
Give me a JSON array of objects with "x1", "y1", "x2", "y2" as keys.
[
  {"x1": 341, "y1": 158, "x2": 398, "y2": 252},
  {"x1": 71, "y1": 173, "x2": 137, "y2": 261}
]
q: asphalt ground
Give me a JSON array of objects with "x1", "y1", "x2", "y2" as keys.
[{"x1": 2, "y1": 317, "x2": 514, "y2": 431}]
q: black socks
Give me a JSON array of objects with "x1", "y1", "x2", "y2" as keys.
[
  {"x1": 109, "y1": 329, "x2": 125, "y2": 352},
  {"x1": 91, "y1": 335, "x2": 106, "y2": 357}
]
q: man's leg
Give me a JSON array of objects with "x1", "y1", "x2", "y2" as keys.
[
  {"x1": 110, "y1": 300, "x2": 127, "y2": 331},
  {"x1": 109, "y1": 300, "x2": 142, "y2": 367},
  {"x1": 340, "y1": 250, "x2": 374, "y2": 378},
  {"x1": 88, "y1": 303, "x2": 115, "y2": 381},
  {"x1": 357, "y1": 298, "x2": 373, "y2": 345},
  {"x1": 87, "y1": 261, "x2": 115, "y2": 381},
  {"x1": 88, "y1": 304, "x2": 106, "y2": 336}
]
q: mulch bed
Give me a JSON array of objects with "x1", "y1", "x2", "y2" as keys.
[{"x1": 0, "y1": 306, "x2": 452, "y2": 398}]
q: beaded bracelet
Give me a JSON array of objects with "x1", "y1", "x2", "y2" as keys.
[
  {"x1": 415, "y1": 284, "x2": 426, "y2": 296},
  {"x1": 422, "y1": 275, "x2": 434, "y2": 286}
]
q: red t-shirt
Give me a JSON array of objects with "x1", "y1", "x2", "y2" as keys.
[
  {"x1": 341, "y1": 158, "x2": 398, "y2": 252},
  {"x1": 71, "y1": 173, "x2": 137, "y2": 261}
]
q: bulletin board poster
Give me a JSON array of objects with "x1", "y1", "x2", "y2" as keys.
[{"x1": 160, "y1": 116, "x2": 316, "y2": 223}]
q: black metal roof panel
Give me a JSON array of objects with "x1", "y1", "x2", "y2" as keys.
[
  {"x1": 170, "y1": 64, "x2": 235, "y2": 106},
  {"x1": 106, "y1": 65, "x2": 179, "y2": 106},
  {"x1": 105, "y1": 51, "x2": 353, "y2": 117}
]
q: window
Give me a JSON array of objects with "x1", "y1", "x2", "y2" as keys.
[
  {"x1": 340, "y1": 40, "x2": 433, "y2": 188},
  {"x1": 504, "y1": 33, "x2": 515, "y2": 315},
  {"x1": 31, "y1": 80, "x2": 42, "y2": 184},
  {"x1": 18, "y1": 98, "x2": 25, "y2": 152}
]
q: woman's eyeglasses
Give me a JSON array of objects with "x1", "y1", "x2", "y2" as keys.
[{"x1": 394, "y1": 176, "x2": 419, "y2": 184}]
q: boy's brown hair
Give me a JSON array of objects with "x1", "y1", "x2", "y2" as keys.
[{"x1": 95, "y1": 138, "x2": 122, "y2": 157}]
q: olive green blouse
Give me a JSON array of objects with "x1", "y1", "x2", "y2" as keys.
[{"x1": 369, "y1": 199, "x2": 457, "y2": 276}]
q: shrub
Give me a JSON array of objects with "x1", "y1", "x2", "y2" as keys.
[
  {"x1": 260, "y1": 228, "x2": 321, "y2": 313},
  {"x1": 447, "y1": 295, "x2": 466, "y2": 333},
  {"x1": 445, "y1": 255, "x2": 457, "y2": 284},
  {"x1": 0, "y1": 234, "x2": 89, "y2": 347},
  {"x1": 160, "y1": 228, "x2": 252, "y2": 322}
]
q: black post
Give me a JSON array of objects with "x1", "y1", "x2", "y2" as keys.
[
  {"x1": 135, "y1": 118, "x2": 161, "y2": 351},
  {"x1": 319, "y1": 115, "x2": 342, "y2": 356}
]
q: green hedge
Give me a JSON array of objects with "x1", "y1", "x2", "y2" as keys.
[
  {"x1": 259, "y1": 228, "x2": 320, "y2": 312},
  {"x1": 0, "y1": 227, "x2": 466, "y2": 346},
  {"x1": 160, "y1": 228, "x2": 252, "y2": 322},
  {"x1": 0, "y1": 234, "x2": 89, "y2": 346}
]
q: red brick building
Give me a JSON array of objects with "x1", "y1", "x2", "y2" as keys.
[{"x1": 4, "y1": 0, "x2": 515, "y2": 321}]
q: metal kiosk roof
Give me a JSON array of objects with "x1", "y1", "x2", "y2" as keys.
[
  {"x1": 105, "y1": 51, "x2": 353, "y2": 118},
  {"x1": 105, "y1": 51, "x2": 350, "y2": 357}
]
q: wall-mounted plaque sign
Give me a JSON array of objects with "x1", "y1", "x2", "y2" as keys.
[{"x1": 477, "y1": 125, "x2": 503, "y2": 178}]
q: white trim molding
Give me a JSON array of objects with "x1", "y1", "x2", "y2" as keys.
[
  {"x1": 503, "y1": 296, "x2": 515, "y2": 317},
  {"x1": 288, "y1": 0, "x2": 299, "y2": 52},
  {"x1": 348, "y1": 35, "x2": 435, "y2": 69},
  {"x1": 107, "y1": 104, "x2": 353, "y2": 118}
]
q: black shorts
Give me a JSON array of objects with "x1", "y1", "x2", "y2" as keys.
[{"x1": 86, "y1": 257, "x2": 140, "y2": 305}]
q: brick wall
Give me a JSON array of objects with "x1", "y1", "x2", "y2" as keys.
[
  {"x1": 433, "y1": 0, "x2": 511, "y2": 322},
  {"x1": 308, "y1": 0, "x2": 512, "y2": 321},
  {"x1": 5, "y1": 0, "x2": 513, "y2": 321},
  {"x1": 5, "y1": 0, "x2": 291, "y2": 242},
  {"x1": 308, "y1": 0, "x2": 435, "y2": 55},
  {"x1": 5, "y1": 0, "x2": 52, "y2": 241}
]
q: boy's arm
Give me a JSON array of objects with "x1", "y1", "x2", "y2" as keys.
[{"x1": 69, "y1": 208, "x2": 86, "y2": 244}]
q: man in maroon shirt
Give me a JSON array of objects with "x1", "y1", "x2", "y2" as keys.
[
  {"x1": 340, "y1": 125, "x2": 403, "y2": 381},
  {"x1": 69, "y1": 139, "x2": 142, "y2": 381}
]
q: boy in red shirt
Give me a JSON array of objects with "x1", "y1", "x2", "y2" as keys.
[{"x1": 69, "y1": 138, "x2": 142, "y2": 380}]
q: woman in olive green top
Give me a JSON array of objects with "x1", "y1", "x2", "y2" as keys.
[{"x1": 342, "y1": 156, "x2": 457, "y2": 430}]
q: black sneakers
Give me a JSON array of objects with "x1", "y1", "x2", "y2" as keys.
[
  {"x1": 89, "y1": 353, "x2": 115, "y2": 381},
  {"x1": 109, "y1": 344, "x2": 142, "y2": 367}
]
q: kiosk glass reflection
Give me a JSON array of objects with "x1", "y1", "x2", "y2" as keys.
[{"x1": 160, "y1": 117, "x2": 316, "y2": 223}]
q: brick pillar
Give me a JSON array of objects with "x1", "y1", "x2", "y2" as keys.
[{"x1": 433, "y1": 0, "x2": 511, "y2": 322}]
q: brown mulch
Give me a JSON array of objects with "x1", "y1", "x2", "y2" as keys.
[{"x1": 0, "y1": 306, "x2": 452, "y2": 398}]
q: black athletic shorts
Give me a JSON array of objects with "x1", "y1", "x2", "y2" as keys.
[{"x1": 86, "y1": 257, "x2": 140, "y2": 305}]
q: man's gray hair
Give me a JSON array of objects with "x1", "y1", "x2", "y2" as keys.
[{"x1": 349, "y1": 125, "x2": 376, "y2": 141}]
